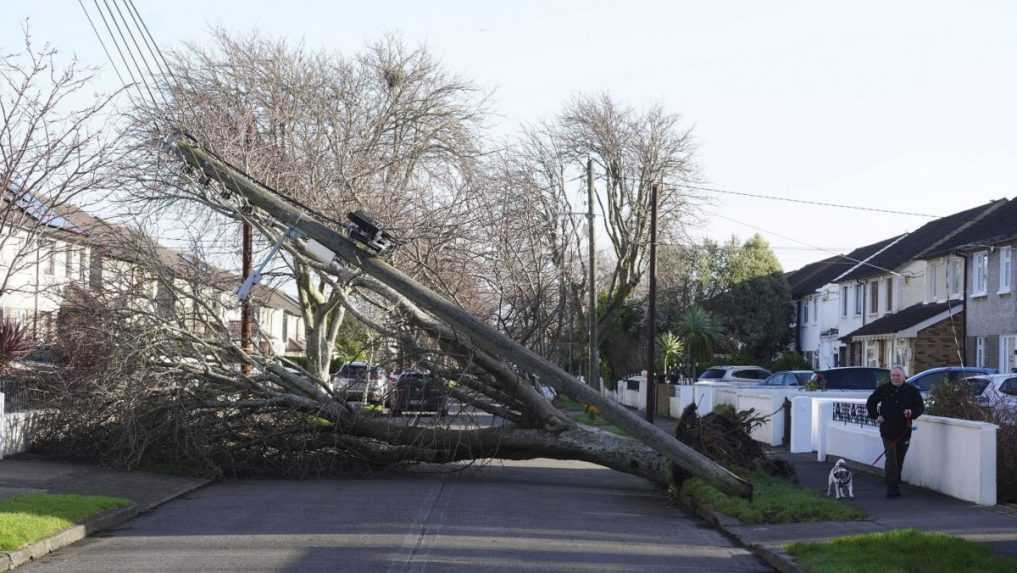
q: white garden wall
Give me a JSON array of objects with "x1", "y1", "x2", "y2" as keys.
[{"x1": 813, "y1": 397, "x2": 998, "y2": 505}]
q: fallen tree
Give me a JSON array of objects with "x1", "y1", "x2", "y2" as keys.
[{"x1": 144, "y1": 137, "x2": 750, "y2": 497}]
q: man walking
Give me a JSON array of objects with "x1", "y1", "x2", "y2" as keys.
[{"x1": 866, "y1": 366, "x2": 924, "y2": 498}]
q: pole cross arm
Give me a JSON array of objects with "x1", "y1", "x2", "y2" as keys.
[{"x1": 166, "y1": 137, "x2": 753, "y2": 499}]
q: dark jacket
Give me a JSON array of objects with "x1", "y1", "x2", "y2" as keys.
[{"x1": 866, "y1": 382, "x2": 925, "y2": 439}]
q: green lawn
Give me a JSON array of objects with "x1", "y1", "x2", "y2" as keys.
[
  {"x1": 787, "y1": 529, "x2": 1017, "y2": 573},
  {"x1": 677, "y1": 471, "x2": 866, "y2": 524},
  {"x1": 0, "y1": 493, "x2": 131, "y2": 550}
]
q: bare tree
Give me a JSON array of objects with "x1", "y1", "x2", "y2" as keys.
[
  {"x1": 122, "y1": 30, "x2": 486, "y2": 382},
  {"x1": 0, "y1": 28, "x2": 119, "y2": 335}
]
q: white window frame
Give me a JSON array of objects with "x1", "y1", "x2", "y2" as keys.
[
  {"x1": 999, "y1": 247, "x2": 1012, "y2": 295},
  {"x1": 854, "y1": 284, "x2": 863, "y2": 316},
  {"x1": 976, "y1": 336, "x2": 986, "y2": 368},
  {"x1": 802, "y1": 298, "x2": 809, "y2": 324},
  {"x1": 812, "y1": 297, "x2": 818, "y2": 324},
  {"x1": 929, "y1": 261, "x2": 939, "y2": 301},
  {"x1": 972, "y1": 251, "x2": 988, "y2": 296},
  {"x1": 841, "y1": 285, "x2": 849, "y2": 317},
  {"x1": 1001, "y1": 334, "x2": 1017, "y2": 373},
  {"x1": 869, "y1": 281, "x2": 879, "y2": 315}
]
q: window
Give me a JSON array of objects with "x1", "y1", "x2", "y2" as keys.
[
  {"x1": 949, "y1": 259, "x2": 962, "y2": 297},
  {"x1": 1001, "y1": 335, "x2": 1017, "y2": 374},
  {"x1": 973, "y1": 252, "x2": 988, "y2": 296},
  {"x1": 929, "y1": 262, "x2": 939, "y2": 300},
  {"x1": 854, "y1": 284, "x2": 863, "y2": 315},
  {"x1": 1000, "y1": 378, "x2": 1017, "y2": 397},
  {"x1": 912, "y1": 371, "x2": 946, "y2": 393},
  {"x1": 812, "y1": 298, "x2": 818, "y2": 324},
  {"x1": 1000, "y1": 247, "x2": 1012, "y2": 294},
  {"x1": 282, "y1": 313, "x2": 289, "y2": 342},
  {"x1": 63, "y1": 244, "x2": 73, "y2": 277},
  {"x1": 976, "y1": 337, "x2": 986, "y2": 368},
  {"x1": 699, "y1": 368, "x2": 726, "y2": 380},
  {"x1": 803, "y1": 299, "x2": 809, "y2": 324},
  {"x1": 841, "y1": 285, "x2": 849, "y2": 317},
  {"x1": 39, "y1": 240, "x2": 54, "y2": 275},
  {"x1": 885, "y1": 277, "x2": 894, "y2": 312},
  {"x1": 869, "y1": 281, "x2": 879, "y2": 314},
  {"x1": 79, "y1": 250, "x2": 88, "y2": 283}
]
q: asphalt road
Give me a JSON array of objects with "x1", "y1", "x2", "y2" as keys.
[{"x1": 23, "y1": 459, "x2": 770, "y2": 572}]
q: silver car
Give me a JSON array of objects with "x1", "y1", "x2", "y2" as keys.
[
  {"x1": 696, "y1": 365, "x2": 772, "y2": 386},
  {"x1": 964, "y1": 374, "x2": 1017, "y2": 412}
]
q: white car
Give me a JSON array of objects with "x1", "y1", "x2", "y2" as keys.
[
  {"x1": 696, "y1": 365, "x2": 772, "y2": 386},
  {"x1": 332, "y1": 361, "x2": 387, "y2": 403},
  {"x1": 963, "y1": 374, "x2": 1017, "y2": 412}
]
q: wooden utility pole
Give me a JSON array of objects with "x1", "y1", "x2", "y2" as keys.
[
  {"x1": 645, "y1": 182, "x2": 659, "y2": 423},
  {"x1": 587, "y1": 158, "x2": 600, "y2": 393},
  {"x1": 241, "y1": 220, "x2": 253, "y2": 375}
]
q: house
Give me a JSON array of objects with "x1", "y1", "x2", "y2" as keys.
[
  {"x1": 918, "y1": 198, "x2": 1017, "y2": 373},
  {"x1": 0, "y1": 186, "x2": 94, "y2": 341},
  {"x1": 0, "y1": 187, "x2": 306, "y2": 357},
  {"x1": 787, "y1": 235, "x2": 905, "y2": 369},
  {"x1": 835, "y1": 200, "x2": 1007, "y2": 373}
]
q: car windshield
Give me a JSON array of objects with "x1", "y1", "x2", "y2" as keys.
[
  {"x1": 340, "y1": 364, "x2": 380, "y2": 380},
  {"x1": 964, "y1": 377, "x2": 991, "y2": 396},
  {"x1": 699, "y1": 368, "x2": 726, "y2": 379},
  {"x1": 794, "y1": 372, "x2": 813, "y2": 384}
]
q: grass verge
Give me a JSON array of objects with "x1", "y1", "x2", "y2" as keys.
[
  {"x1": 0, "y1": 493, "x2": 131, "y2": 550},
  {"x1": 555, "y1": 397, "x2": 629, "y2": 436},
  {"x1": 787, "y1": 529, "x2": 1017, "y2": 573},
  {"x1": 677, "y1": 471, "x2": 865, "y2": 524}
]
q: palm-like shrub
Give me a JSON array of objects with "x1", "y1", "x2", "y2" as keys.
[{"x1": 0, "y1": 318, "x2": 32, "y2": 372}]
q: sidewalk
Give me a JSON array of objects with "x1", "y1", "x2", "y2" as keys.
[
  {"x1": 649, "y1": 413, "x2": 1017, "y2": 561},
  {"x1": 736, "y1": 451, "x2": 1017, "y2": 558},
  {"x1": 0, "y1": 455, "x2": 208, "y2": 509}
]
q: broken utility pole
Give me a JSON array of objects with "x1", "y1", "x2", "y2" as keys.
[{"x1": 167, "y1": 137, "x2": 752, "y2": 499}]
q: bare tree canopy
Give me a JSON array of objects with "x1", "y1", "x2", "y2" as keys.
[{"x1": 0, "y1": 29, "x2": 119, "y2": 308}]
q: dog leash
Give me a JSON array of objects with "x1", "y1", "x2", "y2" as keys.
[{"x1": 871, "y1": 410, "x2": 912, "y2": 465}]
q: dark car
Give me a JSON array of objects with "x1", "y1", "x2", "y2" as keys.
[
  {"x1": 760, "y1": 370, "x2": 814, "y2": 387},
  {"x1": 390, "y1": 372, "x2": 448, "y2": 417},
  {"x1": 809, "y1": 367, "x2": 890, "y2": 391},
  {"x1": 907, "y1": 366, "x2": 997, "y2": 394}
]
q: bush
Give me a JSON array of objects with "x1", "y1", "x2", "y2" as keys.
[{"x1": 769, "y1": 351, "x2": 810, "y2": 372}]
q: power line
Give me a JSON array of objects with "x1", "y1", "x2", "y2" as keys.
[
  {"x1": 684, "y1": 183, "x2": 938, "y2": 219},
  {"x1": 709, "y1": 210, "x2": 905, "y2": 277},
  {"x1": 596, "y1": 171, "x2": 940, "y2": 218}
]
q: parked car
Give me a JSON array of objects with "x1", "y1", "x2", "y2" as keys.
[
  {"x1": 390, "y1": 371, "x2": 449, "y2": 416},
  {"x1": 332, "y1": 361, "x2": 387, "y2": 403},
  {"x1": 808, "y1": 367, "x2": 890, "y2": 391},
  {"x1": 760, "y1": 370, "x2": 814, "y2": 387},
  {"x1": 958, "y1": 374, "x2": 1017, "y2": 412},
  {"x1": 696, "y1": 365, "x2": 771, "y2": 385},
  {"x1": 907, "y1": 366, "x2": 997, "y2": 394}
]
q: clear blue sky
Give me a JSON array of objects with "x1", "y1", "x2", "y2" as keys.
[{"x1": 7, "y1": 1, "x2": 1017, "y2": 271}]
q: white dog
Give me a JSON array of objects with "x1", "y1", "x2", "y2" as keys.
[{"x1": 826, "y1": 458, "x2": 854, "y2": 499}]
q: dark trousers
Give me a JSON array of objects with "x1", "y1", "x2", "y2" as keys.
[{"x1": 882, "y1": 436, "x2": 910, "y2": 490}]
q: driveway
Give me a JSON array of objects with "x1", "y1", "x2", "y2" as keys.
[{"x1": 22, "y1": 459, "x2": 769, "y2": 572}]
